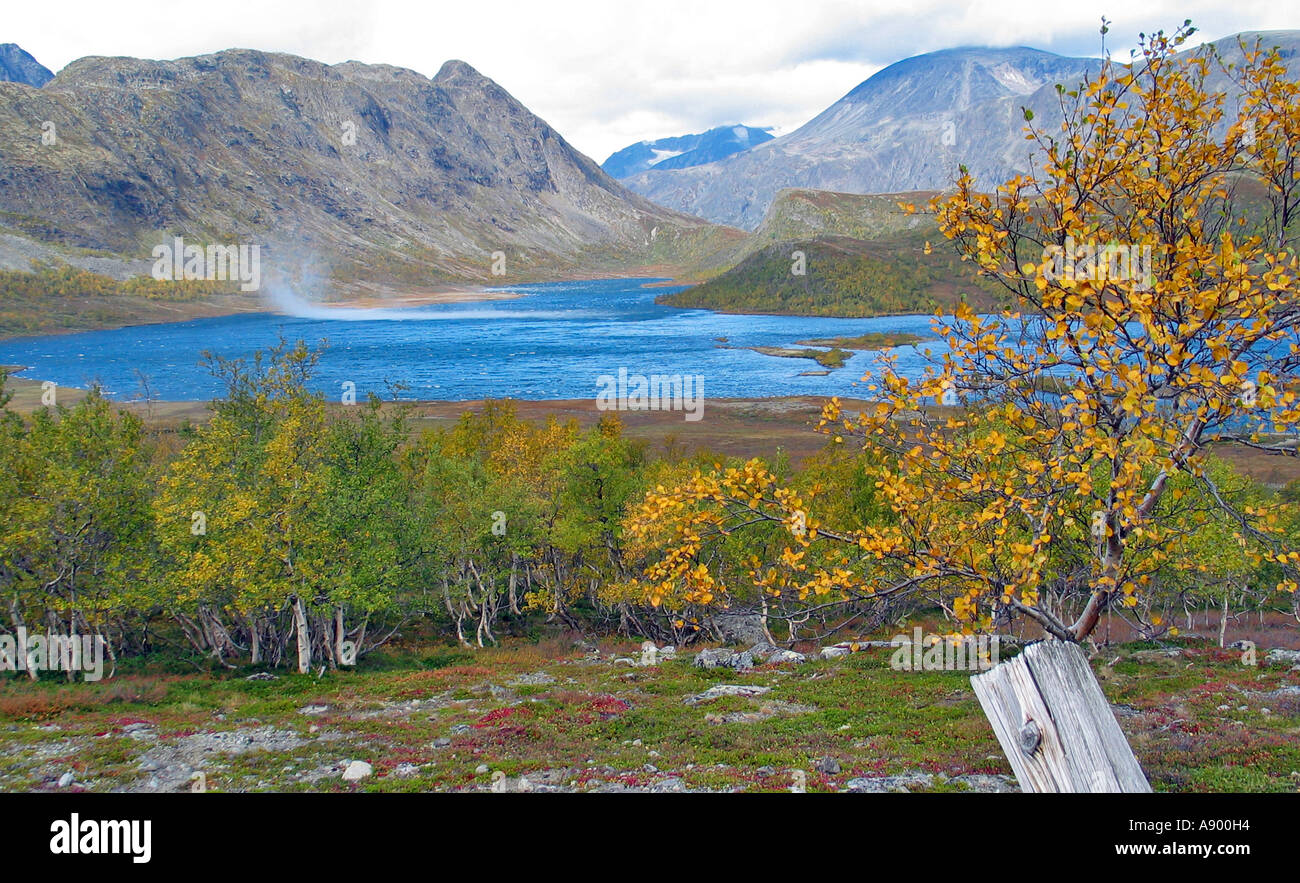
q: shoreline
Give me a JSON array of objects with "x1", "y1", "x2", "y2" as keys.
[
  {"x1": 0, "y1": 273, "x2": 693, "y2": 343},
  {"x1": 320, "y1": 285, "x2": 517, "y2": 309},
  {"x1": 0, "y1": 285, "x2": 512, "y2": 343},
  {"x1": 6, "y1": 373, "x2": 1300, "y2": 486},
  {"x1": 0, "y1": 373, "x2": 874, "y2": 414}
]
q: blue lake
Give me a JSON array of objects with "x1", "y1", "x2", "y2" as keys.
[{"x1": 0, "y1": 278, "x2": 949, "y2": 402}]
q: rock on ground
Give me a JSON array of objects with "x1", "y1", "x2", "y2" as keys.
[
  {"x1": 342, "y1": 760, "x2": 373, "y2": 781},
  {"x1": 124, "y1": 725, "x2": 312, "y2": 793},
  {"x1": 708, "y1": 611, "x2": 772, "y2": 645},
  {"x1": 844, "y1": 772, "x2": 1017, "y2": 793},
  {"x1": 749, "y1": 643, "x2": 806, "y2": 665},
  {"x1": 1266, "y1": 648, "x2": 1300, "y2": 668},
  {"x1": 685, "y1": 684, "x2": 771, "y2": 705},
  {"x1": 693, "y1": 648, "x2": 754, "y2": 670},
  {"x1": 846, "y1": 773, "x2": 934, "y2": 792}
]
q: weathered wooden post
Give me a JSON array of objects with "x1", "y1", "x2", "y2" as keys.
[{"x1": 970, "y1": 639, "x2": 1151, "y2": 793}]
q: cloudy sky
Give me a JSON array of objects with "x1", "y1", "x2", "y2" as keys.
[{"x1": 7, "y1": 0, "x2": 1295, "y2": 162}]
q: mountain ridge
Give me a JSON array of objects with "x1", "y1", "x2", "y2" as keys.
[
  {"x1": 0, "y1": 49, "x2": 738, "y2": 293},
  {"x1": 623, "y1": 30, "x2": 1300, "y2": 229}
]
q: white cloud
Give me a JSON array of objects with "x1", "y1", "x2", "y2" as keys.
[{"x1": 6, "y1": 0, "x2": 1294, "y2": 162}]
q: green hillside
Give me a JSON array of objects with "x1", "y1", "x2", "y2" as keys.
[
  {"x1": 750, "y1": 188, "x2": 941, "y2": 246},
  {"x1": 658, "y1": 229, "x2": 1004, "y2": 317}
]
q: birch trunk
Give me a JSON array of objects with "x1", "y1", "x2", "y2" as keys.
[
  {"x1": 334, "y1": 606, "x2": 347, "y2": 666},
  {"x1": 249, "y1": 615, "x2": 261, "y2": 665},
  {"x1": 9, "y1": 599, "x2": 38, "y2": 681},
  {"x1": 292, "y1": 595, "x2": 311, "y2": 674},
  {"x1": 1218, "y1": 594, "x2": 1230, "y2": 648}
]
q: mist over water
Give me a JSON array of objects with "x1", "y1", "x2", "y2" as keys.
[
  {"x1": 264, "y1": 283, "x2": 583, "y2": 322},
  {"x1": 0, "y1": 278, "x2": 946, "y2": 402}
]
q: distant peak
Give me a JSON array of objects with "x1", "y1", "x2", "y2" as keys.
[
  {"x1": 0, "y1": 42, "x2": 54, "y2": 87},
  {"x1": 840, "y1": 43, "x2": 1095, "y2": 104},
  {"x1": 435, "y1": 59, "x2": 487, "y2": 83}
]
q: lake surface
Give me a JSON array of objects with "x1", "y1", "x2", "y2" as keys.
[{"x1": 0, "y1": 278, "x2": 949, "y2": 402}]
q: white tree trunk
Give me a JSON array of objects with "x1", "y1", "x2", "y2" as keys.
[
  {"x1": 292, "y1": 596, "x2": 311, "y2": 674},
  {"x1": 334, "y1": 605, "x2": 346, "y2": 666},
  {"x1": 1218, "y1": 594, "x2": 1230, "y2": 648},
  {"x1": 10, "y1": 600, "x2": 38, "y2": 681}
]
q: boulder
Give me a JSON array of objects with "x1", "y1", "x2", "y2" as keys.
[
  {"x1": 693, "y1": 648, "x2": 754, "y2": 670},
  {"x1": 684, "y1": 684, "x2": 772, "y2": 705},
  {"x1": 846, "y1": 773, "x2": 934, "y2": 793},
  {"x1": 342, "y1": 760, "x2": 372, "y2": 782},
  {"x1": 709, "y1": 610, "x2": 772, "y2": 645},
  {"x1": 1266, "y1": 648, "x2": 1300, "y2": 668},
  {"x1": 820, "y1": 646, "x2": 850, "y2": 660}
]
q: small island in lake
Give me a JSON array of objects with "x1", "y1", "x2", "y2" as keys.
[
  {"x1": 721, "y1": 330, "x2": 926, "y2": 371},
  {"x1": 792, "y1": 331, "x2": 925, "y2": 350},
  {"x1": 745, "y1": 345, "x2": 852, "y2": 369}
]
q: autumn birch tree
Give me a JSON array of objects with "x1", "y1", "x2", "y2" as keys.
[{"x1": 627, "y1": 24, "x2": 1300, "y2": 642}]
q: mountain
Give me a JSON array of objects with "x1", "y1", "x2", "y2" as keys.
[
  {"x1": 623, "y1": 31, "x2": 1300, "y2": 230},
  {"x1": 623, "y1": 46, "x2": 1095, "y2": 229},
  {"x1": 0, "y1": 44, "x2": 53, "y2": 87},
  {"x1": 0, "y1": 51, "x2": 738, "y2": 292},
  {"x1": 601, "y1": 124, "x2": 773, "y2": 178}
]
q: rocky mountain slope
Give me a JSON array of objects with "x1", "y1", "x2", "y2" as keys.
[
  {"x1": 0, "y1": 51, "x2": 738, "y2": 292},
  {"x1": 602, "y1": 124, "x2": 773, "y2": 178},
  {"x1": 624, "y1": 31, "x2": 1300, "y2": 230},
  {"x1": 0, "y1": 44, "x2": 52, "y2": 87}
]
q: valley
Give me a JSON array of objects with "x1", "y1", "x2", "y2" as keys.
[{"x1": 1, "y1": 14, "x2": 1299, "y2": 817}]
